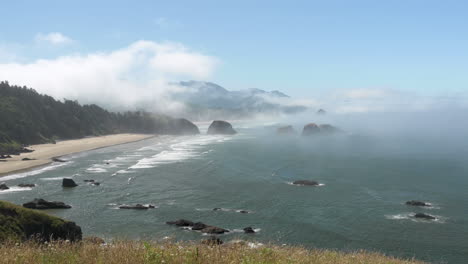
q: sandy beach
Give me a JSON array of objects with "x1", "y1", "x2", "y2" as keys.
[{"x1": 0, "y1": 134, "x2": 155, "y2": 176}]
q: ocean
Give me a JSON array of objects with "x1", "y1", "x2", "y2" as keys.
[{"x1": 1, "y1": 118, "x2": 468, "y2": 264}]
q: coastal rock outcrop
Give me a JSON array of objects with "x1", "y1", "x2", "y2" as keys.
[
  {"x1": 302, "y1": 123, "x2": 321, "y2": 136},
  {"x1": 276, "y1": 125, "x2": 295, "y2": 134},
  {"x1": 192, "y1": 222, "x2": 208, "y2": 231},
  {"x1": 207, "y1": 120, "x2": 237, "y2": 135},
  {"x1": 406, "y1": 200, "x2": 430, "y2": 207},
  {"x1": 0, "y1": 183, "x2": 9, "y2": 190},
  {"x1": 319, "y1": 124, "x2": 340, "y2": 134},
  {"x1": 62, "y1": 178, "x2": 78, "y2": 188},
  {"x1": 118, "y1": 204, "x2": 155, "y2": 210},
  {"x1": 414, "y1": 213, "x2": 436, "y2": 220},
  {"x1": 22, "y1": 157, "x2": 36, "y2": 161},
  {"x1": 0, "y1": 200, "x2": 81, "y2": 242},
  {"x1": 292, "y1": 180, "x2": 320, "y2": 186},
  {"x1": 23, "y1": 198, "x2": 72, "y2": 209}
]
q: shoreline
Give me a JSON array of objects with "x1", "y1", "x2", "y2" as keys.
[{"x1": 0, "y1": 134, "x2": 155, "y2": 178}]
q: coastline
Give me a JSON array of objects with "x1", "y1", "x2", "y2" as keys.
[{"x1": 0, "y1": 134, "x2": 155, "y2": 177}]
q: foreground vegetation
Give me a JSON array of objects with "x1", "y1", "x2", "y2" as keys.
[{"x1": 0, "y1": 240, "x2": 424, "y2": 264}]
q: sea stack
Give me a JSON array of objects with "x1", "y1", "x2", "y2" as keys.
[
  {"x1": 172, "y1": 118, "x2": 200, "y2": 135},
  {"x1": 276, "y1": 125, "x2": 295, "y2": 134},
  {"x1": 207, "y1": 120, "x2": 237, "y2": 135},
  {"x1": 62, "y1": 178, "x2": 78, "y2": 188},
  {"x1": 302, "y1": 123, "x2": 321, "y2": 136}
]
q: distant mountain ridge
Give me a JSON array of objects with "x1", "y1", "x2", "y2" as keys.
[{"x1": 170, "y1": 81, "x2": 307, "y2": 120}]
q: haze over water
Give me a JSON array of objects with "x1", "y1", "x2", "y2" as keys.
[{"x1": 1, "y1": 116, "x2": 468, "y2": 264}]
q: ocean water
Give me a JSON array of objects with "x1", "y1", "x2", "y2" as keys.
[{"x1": 1, "y1": 121, "x2": 468, "y2": 263}]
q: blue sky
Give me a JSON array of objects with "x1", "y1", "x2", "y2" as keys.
[{"x1": 1, "y1": 0, "x2": 467, "y2": 101}]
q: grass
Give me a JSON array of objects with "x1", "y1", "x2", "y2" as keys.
[
  {"x1": 0, "y1": 240, "x2": 425, "y2": 264},
  {"x1": 0, "y1": 200, "x2": 81, "y2": 242}
]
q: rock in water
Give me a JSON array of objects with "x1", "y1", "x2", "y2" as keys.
[
  {"x1": 166, "y1": 219, "x2": 194, "y2": 227},
  {"x1": 201, "y1": 236, "x2": 223, "y2": 245},
  {"x1": 414, "y1": 213, "x2": 436, "y2": 220},
  {"x1": 243, "y1": 227, "x2": 256, "y2": 234},
  {"x1": 319, "y1": 124, "x2": 340, "y2": 134},
  {"x1": 277, "y1": 125, "x2": 295, "y2": 134},
  {"x1": 18, "y1": 184, "x2": 36, "y2": 188},
  {"x1": 207, "y1": 120, "x2": 237, "y2": 135},
  {"x1": 406, "y1": 200, "x2": 430, "y2": 207},
  {"x1": 62, "y1": 178, "x2": 78, "y2": 187},
  {"x1": 118, "y1": 204, "x2": 154, "y2": 210},
  {"x1": 0, "y1": 200, "x2": 81, "y2": 242},
  {"x1": 172, "y1": 118, "x2": 200, "y2": 135},
  {"x1": 23, "y1": 198, "x2": 72, "y2": 209},
  {"x1": 52, "y1": 157, "x2": 67, "y2": 162},
  {"x1": 201, "y1": 226, "x2": 229, "y2": 234},
  {"x1": 317, "y1": 109, "x2": 327, "y2": 115},
  {"x1": 191, "y1": 222, "x2": 208, "y2": 231},
  {"x1": 0, "y1": 183, "x2": 9, "y2": 190},
  {"x1": 302, "y1": 123, "x2": 321, "y2": 136},
  {"x1": 293, "y1": 180, "x2": 320, "y2": 186}
]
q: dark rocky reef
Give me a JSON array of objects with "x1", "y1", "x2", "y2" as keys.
[
  {"x1": 62, "y1": 178, "x2": 78, "y2": 188},
  {"x1": 0, "y1": 183, "x2": 9, "y2": 190},
  {"x1": 276, "y1": 125, "x2": 295, "y2": 134},
  {"x1": 118, "y1": 204, "x2": 155, "y2": 210},
  {"x1": 18, "y1": 184, "x2": 36, "y2": 188},
  {"x1": 414, "y1": 213, "x2": 436, "y2": 220},
  {"x1": 0, "y1": 200, "x2": 81, "y2": 242},
  {"x1": 406, "y1": 200, "x2": 430, "y2": 207},
  {"x1": 166, "y1": 219, "x2": 229, "y2": 234},
  {"x1": 23, "y1": 199, "x2": 72, "y2": 209},
  {"x1": 207, "y1": 120, "x2": 237, "y2": 135},
  {"x1": 243, "y1": 227, "x2": 256, "y2": 234},
  {"x1": 292, "y1": 180, "x2": 320, "y2": 186}
]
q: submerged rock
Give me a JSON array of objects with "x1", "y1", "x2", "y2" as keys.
[
  {"x1": 406, "y1": 200, "x2": 430, "y2": 207},
  {"x1": 292, "y1": 180, "x2": 320, "y2": 186},
  {"x1": 84, "y1": 180, "x2": 95, "y2": 183},
  {"x1": 207, "y1": 120, "x2": 237, "y2": 135},
  {"x1": 52, "y1": 157, "x2": 67, "y2": 162},
  {"x1": 238, "y1": 210, "x2": 249, "y2": 214},
  {"x1": 243, "y1": 227, "x2": 255, "y2": 234},
  {"x1": 201, "y1": 226, "x2": 229, "y2": 234},
  {"x1": 91, "y1": 182, "x2": 101, "y2": 186},
  {"x1": 23, "y1": 198, "x2": 71, "y2": 209},
  {"x1": 201, "y1": 236, "x2": 223, "y2": 246},
  {"x1": 62, "y1": 178, "x2": 78, "y2": 188},
  {"x1": 118, "y1": 204, "x2": 154, "y2": 210},
  {"x1": 276, "y1": 125, "x2": 295, "y2": 134},
  {"x1": 414, "y1": 213, "x2": 436, "y2": 220},
  {"x1": 302, "y1": 123, "x2": 321, "y2": 136},
  {"x1": 0, "y1": 183, "x2": 9, "y2": 190},
  {"x1": 18, "y1": 184, "x2": 36, "y2": 188},
  {"x1": 166, "y1": 219, "x2": 194, "y2": 227}
]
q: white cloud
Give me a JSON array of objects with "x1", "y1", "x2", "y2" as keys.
[
  {"x1": 0, "y1": 40, "x2": 219, "y2": 114},
  {"x1": 35, "y1": 32, "x2": 73, "y2": 45},
  {"x1": 339, "y1": 88, "x2": 394, "y2": 100}
]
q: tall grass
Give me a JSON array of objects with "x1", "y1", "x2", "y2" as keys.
[{"x1": 0, "y1": 240, "x2": 424, "y2": 264}]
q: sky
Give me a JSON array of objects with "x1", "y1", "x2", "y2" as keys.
[{"x1": 1, "y1": 0, "x2": 467, "y2": 112}]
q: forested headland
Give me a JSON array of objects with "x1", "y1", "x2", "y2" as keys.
[{"x1": 0, "y1": 81, "x2": 199, "y2": 154}]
